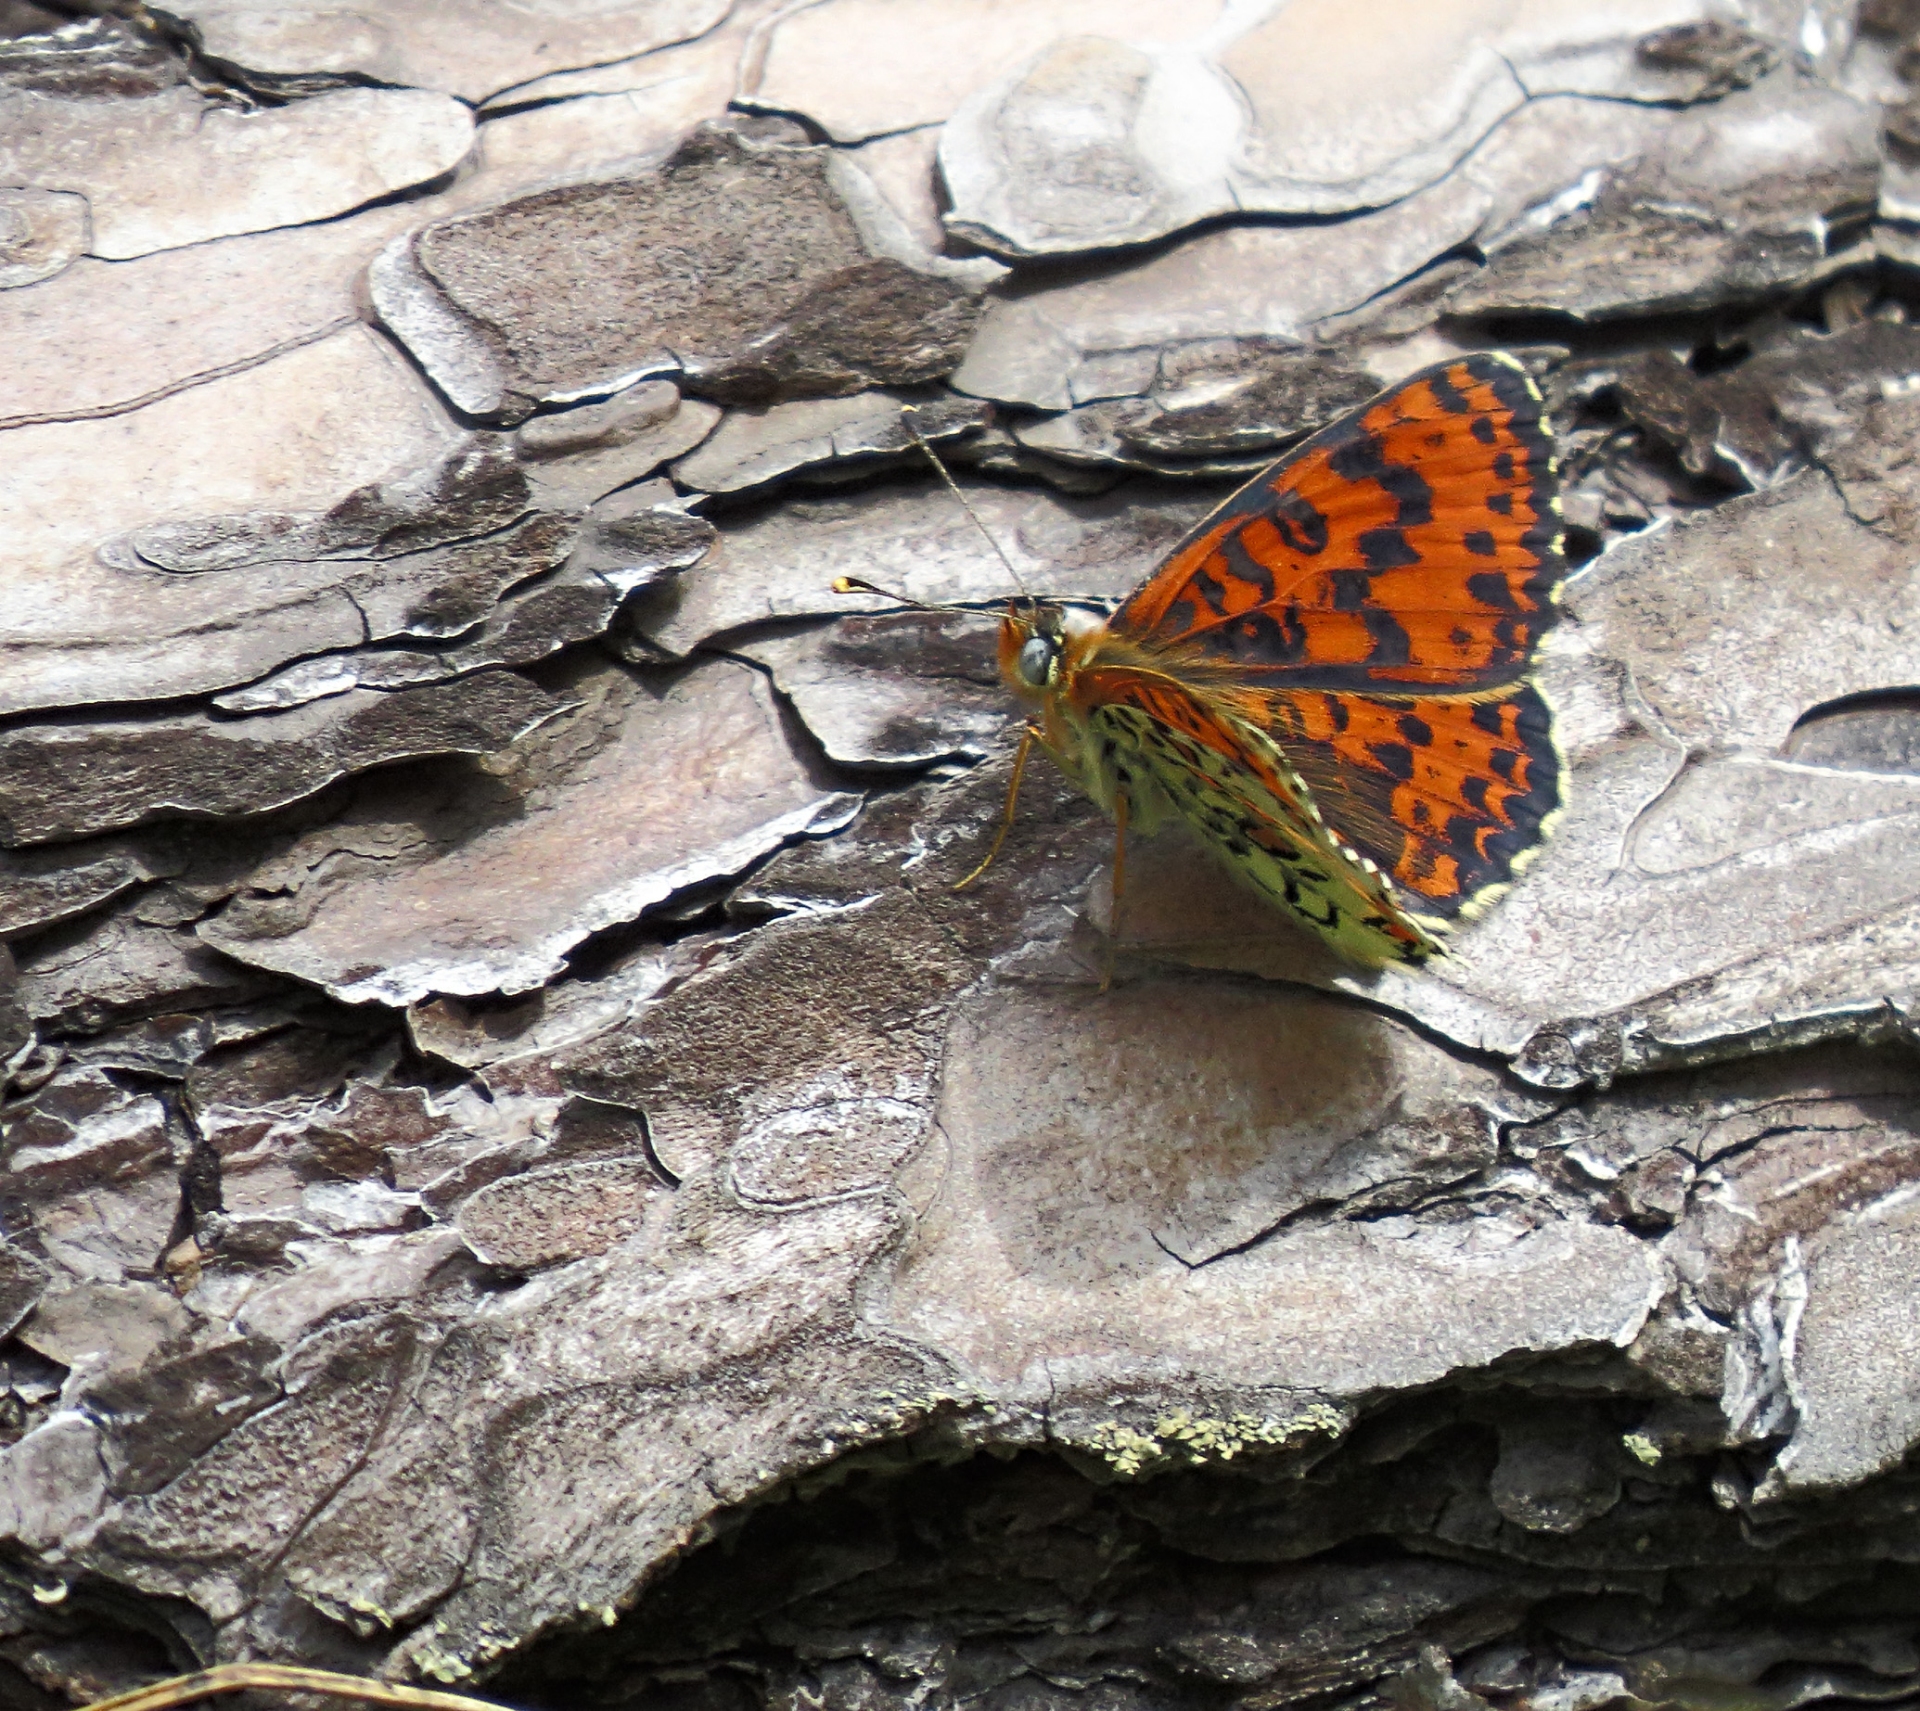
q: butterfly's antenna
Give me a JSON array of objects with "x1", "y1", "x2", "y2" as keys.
[
  {"x1": 831, "y1": 574, "x2": 939, "y2": 607},
  {"x1": 901, "y1": 405, "x2": 1031, "y2": 598}
]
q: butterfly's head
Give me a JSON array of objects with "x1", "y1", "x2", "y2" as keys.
[{"x1": 998, "y1": 600, "x2": 1071, "y2": 702}]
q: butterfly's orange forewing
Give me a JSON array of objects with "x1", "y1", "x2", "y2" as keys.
[{"x1": 1113, "y1": 357, "x2": 1560, "y2": 691}]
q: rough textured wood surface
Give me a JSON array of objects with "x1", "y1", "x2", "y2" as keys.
[{"x1": 3, "y1": 1, "x2": 1920, "y2": 1706}]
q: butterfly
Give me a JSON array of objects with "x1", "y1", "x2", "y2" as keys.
[
  {"x1": 840, "y1": 351, "x2": 1559, "y2": 963},
  {"x1": 946, "y1": 353, "x2": 1567, "y2": 968}
]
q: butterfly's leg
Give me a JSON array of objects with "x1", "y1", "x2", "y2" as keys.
[
  {"x1": 954, "y1": 724, "x2": 1037, "y2": 891},
  {"x1": 1100, "y1": 789, "x2": 1129, "y2": 992}
]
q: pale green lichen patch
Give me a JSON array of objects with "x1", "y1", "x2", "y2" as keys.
[
  {"x1": 1622, "y1": 1430, "x2": 1662, "y2": 1466},
  {"x1": 1073, "y1": 1402, "x2": 1350, "y2": 1477},
  {"x1": 347, "y1": 1592, "x2": 397, "y2": 1628},
  {"x1": 867, "y1": 1387, "x2": 990, "y2": 1434},
  {"x1": 412, "y1": 1627, "x2": 475, "y2": 1684},
  {"x1": 412, "y1": 1616, "x2": 521, "y2": 1682}
]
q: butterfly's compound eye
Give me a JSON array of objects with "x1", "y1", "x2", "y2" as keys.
[{"x1": 1015, "y1": 634, "x2": 1056, "y2": 688}]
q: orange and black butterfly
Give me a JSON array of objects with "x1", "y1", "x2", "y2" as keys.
[{"x1": 966, "y1": 352, "x2": 1566, "y2": 967}]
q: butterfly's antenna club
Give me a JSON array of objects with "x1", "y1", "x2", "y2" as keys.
[{"x1": 901, "y1": 405, "x2": 1031, "y2": 598}]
